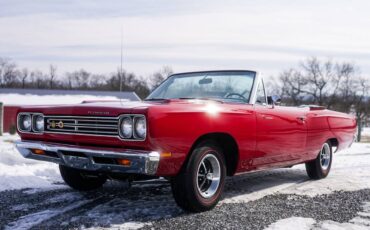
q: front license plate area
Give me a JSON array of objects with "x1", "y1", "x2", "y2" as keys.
[{"x1": 63, "y1": 155, "x2": 90, "y2": 169}]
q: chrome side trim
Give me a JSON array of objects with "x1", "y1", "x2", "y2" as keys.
[{"x1": 15, "y1": 140, "x2": 160, "y2": 175}]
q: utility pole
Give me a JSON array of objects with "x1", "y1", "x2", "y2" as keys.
[
  {"x1": 120, "y1": 27, "x2": 123, "y2": 92},
  {"x1": 0, "y1": 102, "x2": 3, "y2": 136}
]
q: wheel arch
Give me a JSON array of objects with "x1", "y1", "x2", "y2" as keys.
[
  {"x1": 188, "y1": 132, "x2": 239, "y2": 176},
  {"x1": 327, "y1": 137, "x2": 339, "y2": 152}
]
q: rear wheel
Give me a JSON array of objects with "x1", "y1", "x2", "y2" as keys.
[
  {"x1": 305, "y1": 141, "x2": 333, "y2": 179},
  {"x1": 171, "y1": 141, "x2": 226, "y2": 212},
  {"x1": 59, "y1": 165, "x2": 107, "y2": 191}
]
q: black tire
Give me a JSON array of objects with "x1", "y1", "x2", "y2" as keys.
[
  {"x1": 305, "y1": 141, "x2": 333, "y2": 179},
  {"x1": 59, "y1": 165, "x2": 107, "y2": 191},
  {"x1": 171, "y1": 141, "x2": 226, "y2": 212}
]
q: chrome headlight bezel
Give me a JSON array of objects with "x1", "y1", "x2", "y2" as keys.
[
  {"x1": 119, "y1": 114, "x2": 146, "y2": 141},
  {"x1": 32, "y1": 114, "x2": 45, "y2": 133},
  {"x1": 119, "y1": 116, "x2": 133, "y2": 139},
  {"x1": 17, "y1": 113, "x2": 32, "y2": 132},
  {"x1": 133, "y1": 116, "x2": 147, "y2": 139},
  {"x1": 17, "y1": 113, "x2": 45, "y2": 134}
]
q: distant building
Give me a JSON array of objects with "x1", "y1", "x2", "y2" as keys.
[
  {"x1": 0, "y1": 88, "x2": 141, "y2": 101},
  {"x1": 0, "y1": 88, "x2": 141, "y2": 133}
]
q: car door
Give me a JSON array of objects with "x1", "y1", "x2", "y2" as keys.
[{"x1": 252, "y1": 80, "x2": 307, "y2": 167}]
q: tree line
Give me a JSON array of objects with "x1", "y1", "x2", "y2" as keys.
[
  {"x1": 266, "y1": 57, "x2": 369, "y2": 141},
  {"x1": 0, "y1": 56, "x2": 369, "y2": 139},
  {"x1": 0, "y1": 57, "x2": 173, "y2": 99}
]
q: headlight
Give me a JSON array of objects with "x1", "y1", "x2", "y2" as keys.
[
  {"x1": 120, "y1": 117, "x2": 133, "y2": 138},
  {"x1": 33, "y1": 114, "x2": 44, "y2": 132},
  {"x1": 18, "y1": 114, "x2": 32, "y2": 131},
  {"x1": 134, "y1": 116, "x2": 146, "y2": 139},
  {"x1": 119, "y1": 115, "x2": 147, "y2": 140}
]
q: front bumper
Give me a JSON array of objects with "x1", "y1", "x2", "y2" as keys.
[{"x1": 15, "y1": 140, "x2": 160, "y2": 175}]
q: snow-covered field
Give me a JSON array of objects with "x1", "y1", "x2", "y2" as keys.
[
  {"x1": 0, "y1": 134, "x2": 62, "y2": 191},
  {"x1": 364, "y1": 127, "x2": 370, "y2": 136},
  {"x1": 0, "y1": 132, "x2": 370, "y2": 229}
]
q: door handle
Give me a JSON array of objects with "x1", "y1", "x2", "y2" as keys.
[
  {"x1": 262, "y1": 115, "x2": 273, "y2": 120},
  {"x1": 297, "y1": 116, "x2": 306, "y2": 122}
]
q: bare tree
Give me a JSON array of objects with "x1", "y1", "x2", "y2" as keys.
[
  {"x1": 298, "y1": 58, "x2": 336, "y2": 106},
  {"x1": 0, "y1": 58, "x2": 17, "y2": 87},
  {"x1": 49, "y1": 64, "x2": 57, "y2": 89},
  {"x1": 279, "y1": 57, "x2": 369, "y2": 140},
  {"x1": 279, "y1": 69, "x2": 307, "y2": 105},
  {"x1": 29, "y1": 70, "x2": 47, "y2": 89},
  {"x1": 0, "y1": 57, "x2": 11, "y2": 86},
  {"x1": 66, "y1": 69, "x2": 91, "y2": 90},
  {"x1": 89, "y1": 74, "x2": 107, "y2": 90},
  {"x1": 21, "y1": 68, "x2": 28, "y2": 89},
  {"x1": 150, "y1": 66, "x2": 173, "y2": 89}
]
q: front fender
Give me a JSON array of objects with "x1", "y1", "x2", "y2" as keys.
[{"x1": 146, "y1": 105, "x2": 256, "y2": 176}]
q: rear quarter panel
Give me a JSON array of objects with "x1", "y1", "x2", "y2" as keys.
[{"x1": 305, "y1": 109, "x2": 356, "y2": 160}]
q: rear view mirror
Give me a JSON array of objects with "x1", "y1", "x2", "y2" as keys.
[
  {"x1": 199, "y1": 78, "x2": 213, "y2": 85},
  {"x1": 267, "y1": 95, "x2": 281, "y2": 106}
]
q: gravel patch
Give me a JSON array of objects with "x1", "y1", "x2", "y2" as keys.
[
  {"x1": 0, "y1": 181, "x2": 181, "y2": 229},
  {"x1": 0, "y1": 183, "x2": 369, "y2": 229},
  {"x1": 142, "y1": 189, "x2": 370, "y2": 230}
]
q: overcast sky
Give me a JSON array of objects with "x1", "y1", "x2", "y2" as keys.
[{"x1": 1, "y1": 0, "x2": 369, "y2": 78}]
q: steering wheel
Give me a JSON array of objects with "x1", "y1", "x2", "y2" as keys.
[{"x1": 224, "y1": 92, "x2": 247, "y2": 101}]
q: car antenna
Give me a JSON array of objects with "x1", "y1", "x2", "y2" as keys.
[{"x1": 120, "y1": 26, "x2": 123, "y2": 92}]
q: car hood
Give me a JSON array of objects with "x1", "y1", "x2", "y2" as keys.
[
  {"x1": 18, "y1": 99, "x2": 244, "y2": 117},
  {"x1": 18, "y1": 100, "x2": 153, "y2": 116}
]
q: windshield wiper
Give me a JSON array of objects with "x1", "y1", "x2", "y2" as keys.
[
  {"x1": 178, "y1": 97, "x2": 224, "y2": 103},
  {"x1": 178, "y1": 97, "x2": 196, "y2": 100},
  {"x1": 144, "y1": 98, "x2": 167, "y2": 101}
]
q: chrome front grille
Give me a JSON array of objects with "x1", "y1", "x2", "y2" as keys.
[{"x1": 45, "y1": 116, "x2": 119, "y2": 136}]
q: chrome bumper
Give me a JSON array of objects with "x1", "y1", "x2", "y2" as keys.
[{"x1": 15, "y1": 140, "x2": 160, "y2": 175}]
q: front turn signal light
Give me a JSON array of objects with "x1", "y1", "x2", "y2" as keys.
[
  {"x1": 117, "y1": 159, "x2": 131, "y2": 166},
  {"x1": 161, "y1": 152, "x2": 172, "y2": 158},
  {"x1": 32, "y1": 149, "x2": 45, "y2": 155}
]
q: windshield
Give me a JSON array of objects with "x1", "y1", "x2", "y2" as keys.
[{"x1": 146, "y1": 71, "x2": 256, "y2": 103}]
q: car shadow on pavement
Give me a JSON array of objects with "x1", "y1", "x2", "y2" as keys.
[{"x1": 1, "y1": 168, "x2": 309, "y2": 229}]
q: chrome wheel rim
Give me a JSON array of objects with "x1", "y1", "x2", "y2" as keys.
[
  {"x1": 196, "y1": 153, "x2": 221, "y2": 198},
  {"x1": 320, "y1": 143, "x2": 331, "y2": 170}
]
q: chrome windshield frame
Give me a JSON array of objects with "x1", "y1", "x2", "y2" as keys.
[{"x1": 146, "y1": 70, "x2": 259, "y2": 104}]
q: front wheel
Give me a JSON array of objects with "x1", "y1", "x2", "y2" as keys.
[
  {"x1": 305, "y1": 141, "x2": 333, "y2": 179},
  {"x1": 171, "y1": 141, "x2": 226, "y2": 212},
  {"x1": 59, "y1": 165, "x2": 107, "y2": 191}
]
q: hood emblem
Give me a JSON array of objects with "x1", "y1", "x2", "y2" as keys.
[
  {"x1": 88, "y1": 111, "x2": 110, "y2": 116},
  {"x1": 51, "y1": 121, "x2": 64, "y2": 129},
  {"x1": 57, "y1": 121, "x2": 64, "y2": 128}
]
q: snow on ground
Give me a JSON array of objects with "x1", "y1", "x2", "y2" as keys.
[
  {"x1": 280, "y1": 143, "x2": 370, "y2": 196},
  {"x1": 5, "y1": 199, "x2": 92, "y2": 230},
  {"x1": 265, "y1": 217, "x2": 316, "y2": 230},
  {"x1": 363, "y1": 127, "x2": 370, "y2": 136},
  {"x1": 0, "y1": 93, "x2": 124, "y2": 105},
  {"x1": 265, "y1": 217, "x2": 369, "y2": 230},
  {"x1": 265, "y1": 202, "x2": 370, "y2": 230},
  {"x1": 222, "y1": 142, "x2": 370, "y2": 203},
  {"x1": 0, "y1": 134, "x2": 62, "y2": 191},
  {"x1": 1, "y1": 133, "x2": 370, "y2": 229}
]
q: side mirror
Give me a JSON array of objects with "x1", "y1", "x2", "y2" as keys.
[{"x1": 267, "y1": 95, "x2": 281, "y2": 106}]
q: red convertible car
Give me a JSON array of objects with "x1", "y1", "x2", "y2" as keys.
[{"x1": 15, "y1": 70, "x2": 357, "y2": 212}]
